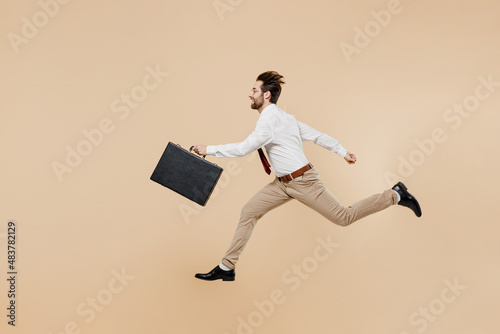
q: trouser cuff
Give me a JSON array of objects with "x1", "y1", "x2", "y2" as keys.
[{"x1": 221, "y1": 259, "x2": 235, "y2": 270}]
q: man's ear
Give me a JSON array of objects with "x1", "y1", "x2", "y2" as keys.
[{"x1": 263, "y1": 91, "x2": 271, "y2": 100}]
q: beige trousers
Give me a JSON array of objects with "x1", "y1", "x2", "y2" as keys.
[{"x1": 221, "y1": 166, "x2": 398, "y2": 269}]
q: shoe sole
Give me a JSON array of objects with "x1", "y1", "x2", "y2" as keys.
[
  {"x1": 396, "y1": 182, "x2": 422, "y2": 217},
  {"x1": 396, "y1": 181, "x2": 408, "y2": 193},
  {"x1": 195, "y1": 275, "x2": 235, "y2": 281}
]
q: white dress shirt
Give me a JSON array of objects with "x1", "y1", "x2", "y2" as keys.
[{"x1": 206, "y1": 104, "x2": 347, "y2": 177}]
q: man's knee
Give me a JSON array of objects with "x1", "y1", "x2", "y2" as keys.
[
  {"x1": 240, "y1": 205, "x2": 263, "y2": 224},
  {"x1": 329, "y1": 206, "x2": 355, "y2": 227}
]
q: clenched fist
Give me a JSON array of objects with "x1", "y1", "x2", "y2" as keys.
[
  {"x1": 344, "y1": 152, "x2": 357, "y2": 164},
  {"x1": 192, "y1": 145, "x2": 207, "y2": 156}
]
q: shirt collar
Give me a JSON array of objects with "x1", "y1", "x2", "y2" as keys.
[{"x1": 261, "y1": 103, "x2": 277, "y2": 115}]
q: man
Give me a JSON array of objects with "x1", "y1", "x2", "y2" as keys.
[{"x1": 191, "y1": 71, "x2": 421, "y2": 282}]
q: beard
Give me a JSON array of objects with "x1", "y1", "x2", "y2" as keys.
[{"x1": 251, "y1": 98, "x2": 263, "y2": 110}]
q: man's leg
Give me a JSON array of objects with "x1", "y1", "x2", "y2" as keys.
[
  {"x1": 221, "y1": 178, "x2": 292, "y2": 269},
  {"x1": 286, "y1": 167, "x2": 397, "y2": 227}
]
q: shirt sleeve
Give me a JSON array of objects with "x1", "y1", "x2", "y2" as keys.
[
  {"x1": 297, "y1": 121, "x2": 347, "y2": 158},
  {"x1": 206, "y1": 117, "x2": 274, "y2": 158}
]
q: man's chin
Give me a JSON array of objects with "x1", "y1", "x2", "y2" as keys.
[{"x1": 251, "y1": 102, "x2": 261, "y2": 110}]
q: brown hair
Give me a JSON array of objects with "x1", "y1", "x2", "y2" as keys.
[{"x1": 256, "y1": 71, "x2": 285, "y2": 104}]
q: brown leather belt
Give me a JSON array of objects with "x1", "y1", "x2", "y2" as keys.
[{"x1": 279, "y1": 163, "x2": 313, "y2": 182}]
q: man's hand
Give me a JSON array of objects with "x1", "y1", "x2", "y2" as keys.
[
  {"x1": 344, "y1": 152, "x2": 357, "y2": 164},
  {"x1": 192, "y1": 145, "x2": 207, "y2": 156}
]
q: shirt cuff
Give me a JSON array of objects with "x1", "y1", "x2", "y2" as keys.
[
  {"x1": 206, "y1": 145, "x2": 216, "y2": 155},
  {"x1": 337, "y1": 147, "x2": 348, "y2": 158}
]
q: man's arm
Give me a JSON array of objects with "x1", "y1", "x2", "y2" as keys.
[
  {"x1": 298, "y1": 121, "x2": 347, "y2": 157},
  {"x1": 192, "y1": 117, "x2": 274, "y2": 158},
  {"x1": 298, "y1": 121, "x2": 356, "y2": 164}
]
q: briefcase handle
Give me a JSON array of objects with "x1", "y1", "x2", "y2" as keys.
[{"x1": 189, "y1": 146, "x2": 206, "y2": 159}]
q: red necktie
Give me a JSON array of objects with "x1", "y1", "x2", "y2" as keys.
[{"x1": 258, "y1": 148, "x2": 271, "y2": 175}]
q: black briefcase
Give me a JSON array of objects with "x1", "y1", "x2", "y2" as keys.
[{"x1": 150, "y1": 142, "x2": 223, "y2": 206}]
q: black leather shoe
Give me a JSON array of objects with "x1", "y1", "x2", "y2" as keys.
[
  {"x1": 195, "y1": 265, "x2": 235, "y2": 281},
  {"x1": 392, "y1": 182, "x2": 422, "y2": 217}
]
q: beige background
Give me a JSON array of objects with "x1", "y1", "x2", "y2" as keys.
[{"x1": 1, "y1": 0, "x2": 499, "y2": 333}]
